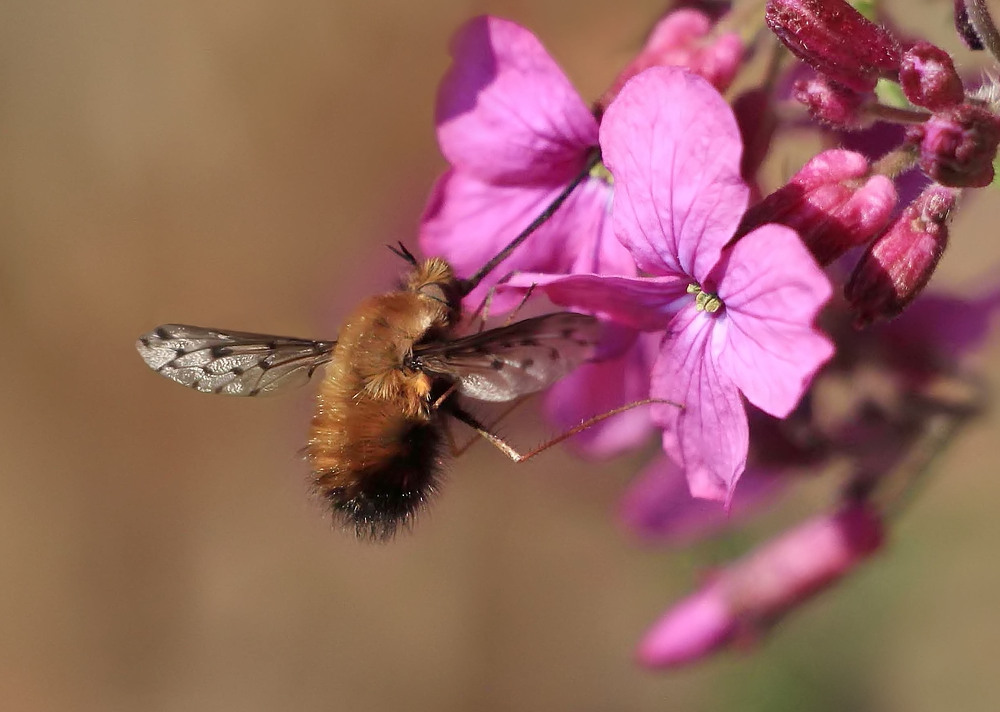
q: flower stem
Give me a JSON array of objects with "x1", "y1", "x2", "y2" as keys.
[
  {"x1": 845, "y1": 376, "x2": 986, "y2": 519},
  {"x1": 864, "y1": 103, "x2": 931, "y2": 125},
  {"x1": 963, "y1": 0, "x2": 1000, "y2": 65},
  {"x1": 871, "y1": 145, "x2": 920, "y2": 178}
]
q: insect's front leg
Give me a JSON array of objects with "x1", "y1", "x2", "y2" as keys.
[
  {"x1": 465, "y1": 276, "x2": 536, "y2": 333},
  {"x1": 431, "y1": 382, "x2": 459, "y2": 411}
]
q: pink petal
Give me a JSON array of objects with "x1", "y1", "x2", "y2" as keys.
[
  {"x1": 436, "y1": 16, "x2": 599, "y2": 184},
  {"x1": 619, "y1": 456, "x2": 784, "y2": 543},
  {"x1": 599, "y1": 67, "x2": 749, "y2": 280},
  {"x1": 637, "y1": 581, "x2": 736, "y2": 668},
  {"x1": 420, "y1": 171, "x2": 611, "y2": 310},
  {"x1": 715, "y1": 225, "x2": 834, "y2": 417},
  {"x1": 500, "y1": 272, "x2": 689, "y2": 331},
  {"x1": 639, "y1": 505, "x2": 884, "y2": 668},
  {"x1": 651, "y1": 306, "x2": 749, "y2": 502},
  {"x1": 566, "y1": 183, "x2": 637, "y2": 277},
  {"x1": 543, "y1": 331, "x2": 657, "y2": 459}
]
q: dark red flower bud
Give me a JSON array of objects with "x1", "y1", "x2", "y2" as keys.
[
  {"x1": 846, "y1": 185, "x2": 958, "y2": 326},
  {"x1": 954, "y1": 0, "x2": 986, "y2": 50},
  {"x1": 899, "y1": 42, "x2": 964, "y2": 110},
  {"x1": 906, "y1": 102, "x2": 1000, "y2": 187},
  {"x1": 738, "y1": 150, "x2": 897, "y2": 265},
  {"x1": 765, "y1": 0, "x2": 901, "y2": 92},
  {"x1": 794, "y1": 76, "x2": 872, "y2": 128}
]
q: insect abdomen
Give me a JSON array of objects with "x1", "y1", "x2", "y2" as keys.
[{"x1": 309, "y1": 412, "x2": 442, "y2": 540}]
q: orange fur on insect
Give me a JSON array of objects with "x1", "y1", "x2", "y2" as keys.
[{"x1": 306, "y1": 258, "x2": 459, "y2": 538}]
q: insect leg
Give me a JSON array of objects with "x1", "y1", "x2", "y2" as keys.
[
  {"x1": 446, "y1": 398, "x2": 681, "y2": 463},
  {"x1": 446, "y1": 404, "x2": 525, "y2": 461},
  {"x1": 465, "y1": 278, "x2": 537, "y2": 333},
  {"x1": 500, "y1": 282, "x2": 536, "y2": 326},
  {"x1": 431, "y1": 383, "x2": 459, "y2": 411},
  {"x1": 446, "y1": 398, "x2": 533, "y2": 458}
]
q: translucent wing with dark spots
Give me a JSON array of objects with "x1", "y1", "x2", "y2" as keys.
[
  {"x1": 414, "y1": 312, "x2": 601, "y2": 402},
  {"x1": 136, "y1": 324, "x2": 336, "y2": 396}
]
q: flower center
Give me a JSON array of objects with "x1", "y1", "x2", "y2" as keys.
[
  {"x1": 687, "y1": 284, "x2": 723, "y2": 313},
  {"x1": 589, "y1": 160, "x2": 614, "y2": 185}
]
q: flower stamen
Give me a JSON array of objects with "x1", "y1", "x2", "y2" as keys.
[
  {"x1": 589, "y1": 160, "x2": 615, "y2": 185},
  {"x1": 687, "y1": 284, "x2": 723, "y2": 312}
]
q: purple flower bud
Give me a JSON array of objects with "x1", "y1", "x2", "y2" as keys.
[
  {"x1": 738, "y1": 150, "x2": 897, "y2": 265},
  {"x1": 899, "y1": 42, "x2": 964, "y2": 110},
  {"x1": 845, "y1": 185, "x2": 958, "y2": 326},
  {"x1": 793, "y1": 76, "x2": 872, "y2": 129},
  {"x1": 637, "y1": 505, "x2": 884, "y2": 668},
  {"x1": 954, "y1": 0, "x2": 986, "y2": 50},
  {"x1": 598, "y1": 9, "x2": 744, "y2": 111},
  {"x1": 765, "y1": 0, "x2": 901, "y2": 92},
  {"x1": 906, "y1": 102, "x2": 1000, "y2": 187}
]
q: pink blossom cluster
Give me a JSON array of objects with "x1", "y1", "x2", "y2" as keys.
[{"x1": 416, "y1": 1, "x2": 1000, "y2": 668}]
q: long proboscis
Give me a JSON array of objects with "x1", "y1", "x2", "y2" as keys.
[{"x1": 457, "y1": 148, "x2": 602, "y2": 297}]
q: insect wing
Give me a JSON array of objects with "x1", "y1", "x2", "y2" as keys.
[
  {"x1": 136, "y1": 324, "x2": 336, "y2": 396},
  {"x1": 415, "y1": 313, "x2": 601, "y2": 402}
]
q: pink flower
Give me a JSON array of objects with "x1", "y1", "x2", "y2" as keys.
[
  {"x1": 504, "y1": 68, "x2": 834, "y2": 501},
  {"x1": 422, "y1": 15, "x2": 743, "y2": 456},
  {"x1": 544, "y1": 328, "x2": 659, "y2": 458},
  {"x1": 420, "y1": 15, "x2": 627, "y2": 313},
  {"x1": 597, "y1": 9, "x2": 743, "y2": 111},
  {"x1": 637, "y1": 505, "x2": 884, "y2": 668},
  {"x1": 619, "y1": 457, "x2": 784, "y2": 544},
  {"x1": 421, "y1": 12, "x2": 746, "y2": 310}
]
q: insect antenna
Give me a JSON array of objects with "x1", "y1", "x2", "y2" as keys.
[
  {"x1": 387, "y1": 241, "x2": 419, "y2": 266},
  {"x1": 457, "y1": 148, "x2": 602, "y2": 297}
]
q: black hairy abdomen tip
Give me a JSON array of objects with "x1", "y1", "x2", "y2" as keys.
[{"x1": 317, "y1": 423, "x2": 442, "y2": 541}]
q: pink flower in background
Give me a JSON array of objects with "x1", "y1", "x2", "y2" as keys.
[
  {"x1": 544, "y1": 328, "x2": 660, "y2": 459},
  {"x1": 637, "y1": 505, "x2": 884, "y2": 668},
  {"x1": 505, "y1": 68, "x2": 834, "y2": 501},
  {"x1": 597, "y1": 8, "x2": 743, "y2": 110},
  {"x1": 619, "y1": 457, "x2": 785, "y2": 543}
]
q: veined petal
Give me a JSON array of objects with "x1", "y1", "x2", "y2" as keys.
[
  {"x1": 716, "y1": 225, "x2": 834, "y2": 417},
  {"x1": 420, "y1": 171, "x2": 610, "y2": 310},
  {"x1": 651, "y1": 306, "x2": 749, "y2": 502},
  {"x1": 566, "y1": 182, "x2": 637, "y2": 277},
  {"x1": 501, "y1": 272, "x2": 689, "y2": 331},
  {"x1": 599, "y1": 67, "x2": 749, "y2": 280},
  {"x1": 543, "y1": 331, "x2": 657, "y2": 459},
  {"x1": 436, "y1": 15, "x2": 599, "y2": 184}
]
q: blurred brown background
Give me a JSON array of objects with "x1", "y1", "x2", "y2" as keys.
[{"x1": 3, "y1": 1, "x2": 1000, "y2": 710}]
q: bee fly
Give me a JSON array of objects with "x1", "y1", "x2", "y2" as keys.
[{"x1": 136, "y1": 154, "x2": 659, "y2": 539}]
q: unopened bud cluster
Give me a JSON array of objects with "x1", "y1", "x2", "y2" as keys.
[
  {"x1": 768, "y1": 0, "x2": 1000, "y2": 186},
  {"x1": 759, "y1": 0, "x2": 1000, "y2": 324}
]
